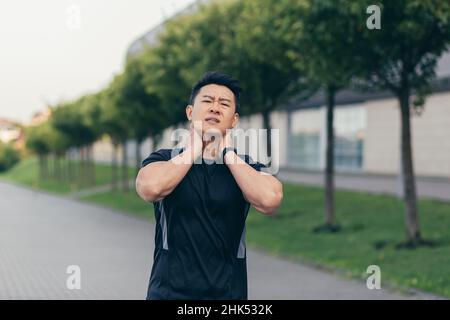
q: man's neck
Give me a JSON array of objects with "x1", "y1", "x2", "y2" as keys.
[{"x1": 202, "y1": 140, "x2": 219, "y2": 160}]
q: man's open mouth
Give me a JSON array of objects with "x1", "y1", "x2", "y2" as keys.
[{"x1": 204, "y1": 117, "x2": 220, "y2": 124}]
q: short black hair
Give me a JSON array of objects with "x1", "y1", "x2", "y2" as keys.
[{"x1": 189, "y1": 71, "x2": 241, "y2": 114}]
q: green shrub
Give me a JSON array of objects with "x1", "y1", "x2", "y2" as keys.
[{"x1": 0, "y1": 142, "x2": 20, "y2": 172}]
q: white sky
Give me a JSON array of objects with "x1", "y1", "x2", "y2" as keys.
[{"x1": 0, "y1": 0, "x2": 196, "y2": 123}]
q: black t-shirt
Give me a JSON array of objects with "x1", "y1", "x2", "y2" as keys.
[{"x1": 141, "y1": 148, "x2": 266, "y2": 300}]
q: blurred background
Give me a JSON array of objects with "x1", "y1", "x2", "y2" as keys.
[{"x1": 0, "y1": 0, "x2": 449, "y2": 299}]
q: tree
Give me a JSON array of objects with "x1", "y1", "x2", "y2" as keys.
[
  {"x1": 26, "y1": 123, "x2": 52, "y2": 180},
  {"x1": 226, "y1": 0, "x2": 314, "y2": 157},
  {"x1": 357, "y1": 0, "x2": 450, "y2": 245},
  {"x1": 105, "y1": 74, "x2": 132, "y2": 191},
  {"x1": 300, "y1": 0, "x2": 368, "y2": 231},
  {"x1": 0, "y1": 142, "x2": 20, "y2": 172},
  {"x1": 118, "y1": 56, "x2": 169, "y2": 176},
  {"x1": 142, "y1": 0, "x2": 313, "y2": 160},
  {"x1": 98, "y1": 86, "x2": 129, "y2": 191},
  {"x1": 140, "y1": 19, "x2": 200, "y2": 129},
  {"x1": 52, "y1": 98, "x2": 98, "y2": 187},
  {"x1": 46, "y1": 120, "x2": 71, "y2": 181},
  {"x1": 78, "y1": 93, "x2": 103, "y2": 186}
]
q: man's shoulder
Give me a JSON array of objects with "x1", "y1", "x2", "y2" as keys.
[
  {"x1": 141, "y1": 148, "x2": 183, "y2": 168},
  {"x1": 153, "y1": 148, "x2": 184, "y2": 159}
]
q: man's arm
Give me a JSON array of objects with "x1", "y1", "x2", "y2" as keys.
[
  {"x1": 136, "y1": 126, "x2": 202, "y2": 202},
  {"x1": 224, "y1": 150, "x2": 283, "y2": 216},
  {"x1": 136, "y1": 149, "x2": 193, "y2": 202}
]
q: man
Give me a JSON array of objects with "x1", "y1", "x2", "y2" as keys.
[{"x1": 136, "y1": 71, "x2": 283, "y2": 300}]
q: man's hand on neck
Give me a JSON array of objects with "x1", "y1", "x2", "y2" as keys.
[{"x1": 202, "y1": 136, "x2": 222, "y2": 160}]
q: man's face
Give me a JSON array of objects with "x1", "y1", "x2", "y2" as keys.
[{"x1": 186, "y1": 84, "x2": 239, "y2": 135}]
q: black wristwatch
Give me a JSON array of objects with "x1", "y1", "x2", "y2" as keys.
[{"x1": 222, "y1": 147, "x2": 237, "y2": 163}]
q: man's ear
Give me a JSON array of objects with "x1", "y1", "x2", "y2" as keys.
[
  {"x1": 186, "y1": 105, "x2": 193, "y2": 121},
  {"x1": 231, "y1": 113, "x2": 239, "y2": 128}
]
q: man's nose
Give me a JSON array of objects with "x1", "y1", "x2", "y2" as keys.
[{"x1": 209, "y1": 100, "x2": 220, "y2": 113}]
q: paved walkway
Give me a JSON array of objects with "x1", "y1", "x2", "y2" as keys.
[
  {"x1": 0, "y1": 182, "x2": 441, "y2": 299},
  {"x1": 278, "y1": 168, "x2": 450, "y2": 202}
]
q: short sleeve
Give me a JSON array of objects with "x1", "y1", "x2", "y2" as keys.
[{"x1": 141, "y1": 149, "x2": 173, "y2": 168}]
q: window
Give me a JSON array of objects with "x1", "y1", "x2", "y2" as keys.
[
  {"x1": 287, "y1": 105, "x2": 366, "y2": 171},
  {"x1": 334, "y1": 106, "x2": 366, "y2": 170}
]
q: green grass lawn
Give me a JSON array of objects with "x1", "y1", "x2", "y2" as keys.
[
  {"x1": 83, "y1": 189, "x2": 154, "y2": 220},
  {"x1": 0, "y1": 156, "x2": 136, "y2": 194},
  {"x1": 81, "y1": 184, "x2": 450, "y2": 298},
  {"x1": 2, "y1": 157, "x2": 450, "y2": 297}
]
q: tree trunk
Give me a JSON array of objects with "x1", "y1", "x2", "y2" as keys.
[
  {"x1": 111, "y1": 142, "x2": 118, "y2": 191},
  {"x1": 49, "y1": 154, "x2": 54, "y2": 179},
  {"x1": 38, "y1": 154, "x2": 47, "y2": 180},
  {"x1": 88, "y1": 144, "x2": 96, "y2": 186},
  {"x1": 153, "y1": 135, "x2": 161, "y2": 152},
  {"x1": 76, "y1": 148, "x2": 81, "y2": 187},
  {"x1": 85, "y1": 146, "x2": 90, "y2": 186},
  {"x1": 66, "y1": 150, "x2": 73, "y2": 182},
  {"x1": 43, "y1": 154, "x2": 48, "y2": 180},
  {"x1": 79, "y1": 147, "x2": 83, "y2": 187},
  {"x1": 54, "y1": 154, "x2": 61, "y2": 181},
  {"x1": 398, "y1": 89, "x2": 421, "y2": 243},
  {"x1": 121, "y1": 141, "x2": 129, "y2": 192},
  {"x1": 324, "y1": 86, "x2": 336, "y2": 226},
  {"x1": 135, "y1": 139, "x2": 142, "y2": 178},
  {"x1": 60, "y1": 153, "x2": 67, "y2": 182},
  {"x1": 79, "y1": 147, "x2": 87, "y2": 187},
  {"x1": 262, "y1": 111, "x2": 272, "y2": 160}
]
